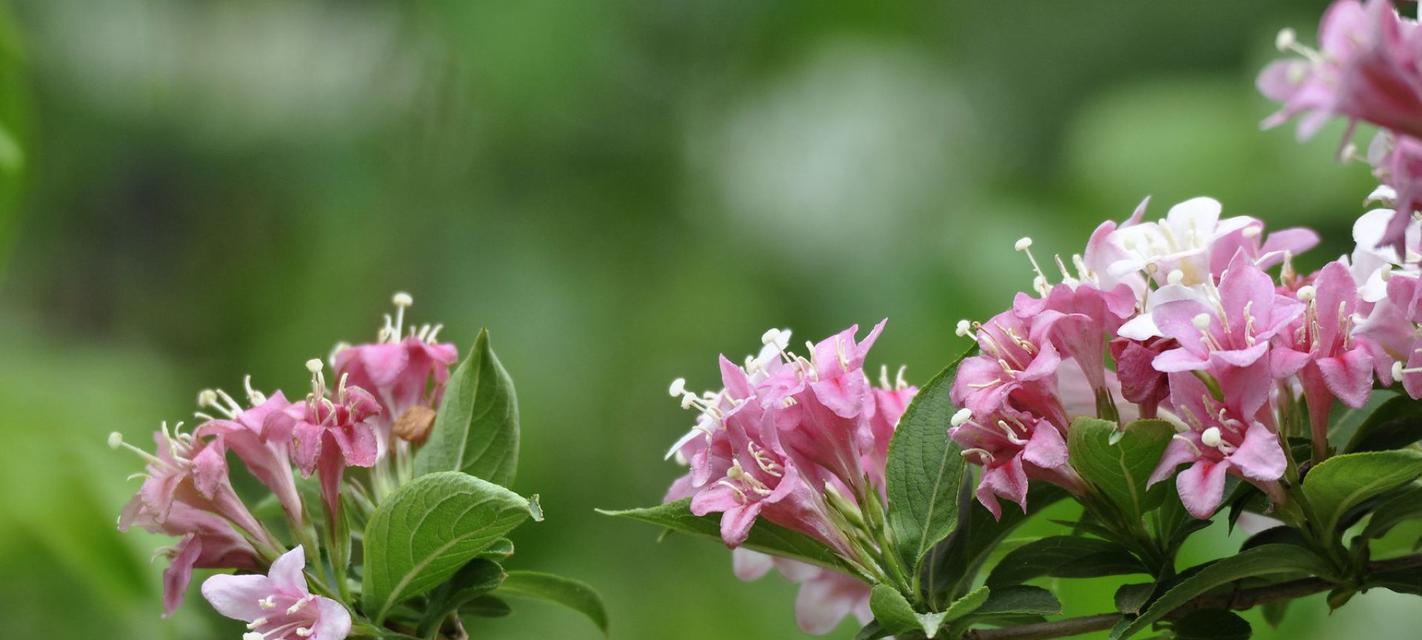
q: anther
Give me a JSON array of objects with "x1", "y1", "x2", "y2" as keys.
[
  {"x1": 955, "y1": 319, "x2": 972, "y2": 337},
  {"x1": 1201, "y1": 427, "x2": 1223, "y2": 448},
  {"x1": 761, "y1": 328, "x2": 781, "y2": 345},
  {"x1": 108, "y1": 432, "x2": 124, "y2": 449},
  {"x1": 668, "y1": 378, "x2": 687, "y2": 397},
  {"x1": 1192, "y1": 313, "x2": 1212, "y2": 331},
  {"x1": 1275, "y1": 28, "x2": 1295, "y2": 52},
  {"x1": 1167, "y1": 269, "x2": 1184, "y2": 286},
  {"x1": 951, "y1": 408, "x2": 973, "y2": 427},
  {"x1": 305, "y1": 358, "x2": 323, "y2": 374}
]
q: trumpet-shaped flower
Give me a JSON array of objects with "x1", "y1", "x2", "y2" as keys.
[
  {"x1": 195, "y1": 382, "x2": 304, "y2": 530},
  {"x1": 1259, "y1": 0, "x2": 1422, "y2": 141},
  {"x1": 730, "y1": 550, "x2": 871, "y2": 636},
  {"x1": 1150, "y1": 366, "x2": 1286, "y2": 519},
  {"x1": 952, "y1": 310, "x2": 1067, "y2": 426},
  {"x1": 1151, "y1": 253, "x2": 1305, "y2": 373},
  {"x1": 1275, "y1": 261, "x2": 1376, "y2": 435},
  {"x1": 287, "y1": 360, "x2": 381, "y2": 522},
  {"x1": 332, "y1": 292, "x2": 457, "y2": 458},
  {"x1": 950, "y1": 405, "x2": 1081, "y2": 519},
  {"x1": 201, "y1": 546, "x2": 351, "y2": 640}
]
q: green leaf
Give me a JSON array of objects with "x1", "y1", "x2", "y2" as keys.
[
  {"x1": 943, "y1": 585, "x2": 991, "y2": 622},
  {"x1": 1302, "y1": 450, "x2": 1422, "y2": 535},
  {"x1": 1068, "y1": 418, "x2": 1175, "y2": 522},
  {"x1": 869, "y1": 585, "x2": 953, "y2": 638},
  {"x1": 416, "y1": 559, "x2": 506, "y2": 637},
  {"x1": 497, "y1": 570, "x2": 608, "y2": 635},
  {"x1": 853, "y1": 621, "x2": 890, "y2": 640},
  {"x1": 1173, "y1": 609, "x2": 1252, "y2": 640},
  {"x1": 1361, "y1": 482, "x2": 1422, "y2": 541},
  {"x1": 460, "y1": 594, "x2": 512, "y2": 618},
  {"x1": 1343, "y1": 394, "x2": 1422, "y2": 453},
  {"x1": 886, "y1": 348, "x2": 972, "y2": 572},
  {"x1": 986, "y1": 535, "x2": 1147, "y2": 588},
  {"x1": 925, "y1": 485, "x2": 1068, "y2": 605},
  {"x1": 970, "y1": 585, "x2": 1061, "y2": 619},
  {"x1": 1329, "y1": 390, "x2": 1396, "y2": 450},
  {"x1": 478, "y1": 537, "x2": 516, "y2": 560},
  {"x1": 414, "y1": 330, "x2": 520, "y2": 486},
  {"x1": 1110, "y1": 544, "x2": 1330, "y2": 640},
  {"x1": 597, "y1": 499, "x2": 844, "y2": 570},
  {"x1": 1113, "y1": 583, "x2": 1154, "y2": 615},
  {"x1": 362, "y1": 472, "x2": 536, "y2": 624},
  {"x1": 1368, "y1": 566, "x2": 1422, "y2": 596}
]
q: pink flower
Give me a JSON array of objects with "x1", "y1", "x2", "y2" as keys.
[
  {"x1": 951, "y1": 310, "x2": 1068, "y2": 427},
  {"x1": 1151, "y1": 253, "x2": 1305, "y2": 373},
  {"x1": 113, "y1": 426, "x2": 272, "y2": 551},
  {"x1": 288, "y1": 359, "x2": 381, "y2": 522},
  {"x1": 1359, "y1": 271, "x2": 1422, "y2": 396},
  {"x1": 1110, "y1": 336, "x2": 1175, "y2": 417},
  {"x1": 1083, "y1": 197, "x2": 1260, "y2": 293},
  {"x1": 195, "y1": 382, "x2": 304, "y2": 531},
  {"x1": 201, "y1": 546, "x2": 351, "y2": 640},
  {"x1": 1275, "y1": 261, "x2": 1376, "y2": 437},
  {"x1": 332, "y1": 293, "x2": 457, "y2": 458},
  {"x1": 1367, "y1": 133, "x2": 1422, "y2": 254},
  {"x1": 950, "y1": 405, "x2": 1081, "y2": 519},
  {"x1": 1259, "y1": 0, "x2": 1422, "y2": 141},
  {"x1": 861, "y1": 369, "x2": 917, "y2": 495},
  {"x1": 730, "y1": 550, "x2": 870, "y2": 636},
  {"x1": 112, "y1": 425, "x2": 272, "y2": 616},
  {"x1": 1013, "y1": 282, "x2": 1136, "y2": 396},
  {"x1": 120, "y1": 500, "x2": 260, "y2": 617},
  {"x1": 1150, "y1": 367, "x2": 1286, "y2": 519}
]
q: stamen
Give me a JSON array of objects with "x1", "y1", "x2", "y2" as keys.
[
  {"x1": 961, "y1": 448, "x2": 994, "y2": 464},
  {"x1": 668, "y1": 378, "x2": 687, "y2": 397},
  {"x1": 1274, "y1": 27, "x2": 1295, "y2": 52},
  {"x1": 259, "y1": 595, "x2": 276, "y2": 609},
  {"x1": 1296, "y1": 285, "x2": 1315, "y2": 302},
  {"x1": 1172, "y1": 434, "x2": 1202, "y2": 456},
  {"x1": 107, "y1": 431, "x2": 165, "y2": 466},
  {"x1": 951, "y1": 408, "x2": 973, "y2": 427},
  {"x1": 1200, "y1": 427, "x2": 1222, "y2": 448},
  {"x1": 955, "y1": 319, "x2": 972, "y2": 337},
  {"x1": 878, "y1": 365, "x2": 891, "y2": 389},
  {"x1": 392, "y1": 291, "x2": 413, "y2": 340},
  {"x1": 1015, "y1": 237, "x2": 1051, "y2": 294},
  {"x1": 247, "y1": 617, "x2": 268, "y2": 629},
  {"x1": 306, "y1": 358, "x2": 326, "y2": 399},
  {"x1": 894, "y1": 364, "x2": 908, "y2": 390},
  {"x1": 243, "y1": 375, "x2": 267, "y2": 406}
]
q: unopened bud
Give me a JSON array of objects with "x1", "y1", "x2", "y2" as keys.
[{"x1": 393, "y1": 406, "x2": 438, "y2": 445}]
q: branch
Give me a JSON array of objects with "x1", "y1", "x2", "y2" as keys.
[{"x1": 962, "y1": 554, "x2": 1422, "y2": 640}]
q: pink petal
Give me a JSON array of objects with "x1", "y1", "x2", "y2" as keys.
[
  {"x1": 1317, "y1": 348, "x2": 1376, "y2": 408},
  {"x1": 1022, "y1": 423, "x2": 1068, "y2": 470},
  {"x1": 732, "y1": 548, "x2": 774, "y2": 582},
  {"x1": 1149, "y1": 437, "x2": 1198, "y2": 487},
  {"x1": 268, "y1": 546, "x2": 309, "y2": 594},
  {"x1": 1176, "y1": 459, "x2": 1230, "y2": 519},
  {"x1": 1228, "y1": 423, "x2": 1286, "y2": 483},
  {"x1": 162, "y1": 534, "x2": 203, "y2": 617},
  {"x1": 201, "y1": 573, "x2": 276, "y2": 621},
  {"x1": 310, "y1": 596, "x2": 354, "y2": 640}
]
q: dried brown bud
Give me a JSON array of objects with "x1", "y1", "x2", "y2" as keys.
[{"x1": 393, "y1": 405, "x2": 437, "y2": 445}]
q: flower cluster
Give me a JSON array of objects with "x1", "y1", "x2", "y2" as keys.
[
  {"x1": 112, "y1": 294, "x2": 456, "y2": 638},
  {"x1": 662, "y1": 323, "x2": 916, "y2": 634},
  {"x1": 1259, "y1": 0, "x2": 1422, "y2": 253},
  {"x1": 948, "y1": 184, "x2": 1422, "y2": 521}
]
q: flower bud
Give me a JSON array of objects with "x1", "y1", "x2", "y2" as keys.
[{"x1": 393, "y1": 405, "x2": 438, "y2": 445}]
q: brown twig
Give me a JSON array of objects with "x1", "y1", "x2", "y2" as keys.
[{"x1": 962, "y1": 554, "x2": 1422, "y2": 640}]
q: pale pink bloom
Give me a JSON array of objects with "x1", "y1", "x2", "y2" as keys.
[
  {"x1": 1359, "y1": 271, "x2": 1422, "y2": 396},
  {"x1": 1274, "y1": 261, "x2": 1376, "y2": 435},
  {"x1": 1013, "y1": 282, "x2": 1136, "y2": 396},
  {"x1": 1367, "y1": 133, "x2": 1422, "y2": 253},
  {"x1": 1150, "y1": 366, "x2": 1286, "y2": 519},
  {"x1": 951, "y1": 310, "x2": 1068, "y2": 427},
  {"x1": 287, "y1": 361, "x2": 381, "y2": 522},
  {"x1": 1349, "y1": 206, "x2": 1420, "y2": 302},
  {"x1": 729, "y1": 550, "x2": 870, "y2": 636},
  {"x1": 195, "y1": 384, "x2": 304, "y2": 531},
  {"x1": 115, "y1": 427, "x2": 271, "y2": 551},
  {"x1": 951, "y1": 405, "x2": 1081, "y2": 519},
  {"x1": 1259, "y1": 0, "x2": 1422, "y2": 141},
  {"x1": 862, "y1": 370, "x2": 917, "y2": 495},
  {"x1": 202, "y1": 546, "x2": 351, "y2": 640},
  {"x1": 1083, "y1": 197, "x2": 1258, "y2": 295},
  {"x1": 120, "y1": 501, "x2": 260, "y2": 617},
  {"x1": 1151, "y1": 253, "x2": 1305, "y2": 374}
]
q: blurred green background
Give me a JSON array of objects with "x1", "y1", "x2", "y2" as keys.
[{"x1": 2, "y1": 1, "x2": 1419, "y2": 638}]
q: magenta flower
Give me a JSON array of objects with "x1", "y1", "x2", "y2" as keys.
[
  {"x1": 195, "y1": 382, "x2": 304, "y2": 531},
  {"x1": 862, "y1": 369, "x2": 917, "y2": 495},
  {"x1": 950, "y1": 405, "x2": 1081, "y2": 519},
  {"x1": 120, "y1": 500, "x2": 261, "y2": 617},
  {"x1": 288, "y1": 359, "x2": 381, "y2": 522},
  {"x1": 1110, "y1": 336, "x2": 1175, "y2": 417},
  {"x1": 1275, "y1": 261, "x2": 1376, "y2": 437},
  {"x1": 1359, "y1": 271, "x2": 1422, "y2": 397},
  {"x1": 951, "y1": 309, "x2": 1068, "y2": 427},
  {"x1": 1150, "y1": 367, "x2": 1286, "y2": 519},
  {"x1": 1259, "y1": 0, "x2": 1422, "y2": 141},
  {"x1": 202, "y1": 546, "x2": 351, "y2": 640},
  {"x1": 1151, "y1": 254, "x2": 1305, "y2": 373},
  {"x1": 1367, "y1": 133, "x2": 1422, "y2": 254},
  {"x1": 1013, "y1": 282, "x2": 1136, "y2": 397},
  {"x1": 332, "y1": 292, "x2": 457, "y2": 457}
]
